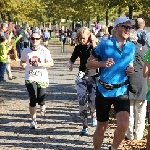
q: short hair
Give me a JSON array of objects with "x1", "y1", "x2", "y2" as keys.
[
  {"x1": 0, "y1": 36, "x2": 6, "y2": 43},
  {"x1": 135, "y1": 17, "x2": 145, "y2": 29},
  {"x1": 129, "y1": 29, "x2": 138, "y2": 42}
]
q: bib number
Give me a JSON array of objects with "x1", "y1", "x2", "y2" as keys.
[{"x1": 29, "y1": 70, "x2": 42, "y2": 76}]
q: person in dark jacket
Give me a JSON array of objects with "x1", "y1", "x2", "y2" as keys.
[
  {"x1": 126, "y1": 29, "x2": 148, "y2": 140},
  {"x1": 68, "y1": 27, "x2": 97, "y2": 135}
]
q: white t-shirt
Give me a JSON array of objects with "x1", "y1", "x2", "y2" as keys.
[{"x1": 21, "y1": 45, "x2": 53, "y2": 83}]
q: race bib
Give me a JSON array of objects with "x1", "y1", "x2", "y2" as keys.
[{"x1": 29, "y1": 70, "x2": 42, "y2": 77}]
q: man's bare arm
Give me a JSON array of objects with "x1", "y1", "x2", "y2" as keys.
[
  {"x1": 86, "y1": 55, "x2": 104, "y2": 69},
  {"x1": 86, "y1": 55, "x2": 115, "y2": 69}
]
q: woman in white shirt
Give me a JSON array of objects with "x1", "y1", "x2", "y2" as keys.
[{"x1": 20, "y1": 32, "x2": 54, "y2": 129}]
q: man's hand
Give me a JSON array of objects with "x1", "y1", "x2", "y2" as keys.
[
  {"x1": 126, "y1": 65, "x2": 134, "y2": 75},
  {"x1": 104, "y1": 58, "x2": 115, "y2": 67}
]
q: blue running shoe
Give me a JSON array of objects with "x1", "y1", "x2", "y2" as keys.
[{"x1": 80, "y1": 127, "x2": 88, "y2": 136}]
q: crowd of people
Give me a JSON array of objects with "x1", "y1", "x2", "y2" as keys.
[{"x1": 0, "y1": 16, "x2": 150, "y2": 150}]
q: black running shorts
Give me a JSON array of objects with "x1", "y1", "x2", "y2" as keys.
[{"x1": 95, "y1": 91, "x2": 130, "y2": 122}]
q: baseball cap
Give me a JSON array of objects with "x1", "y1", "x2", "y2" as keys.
[{"x1": 114, "y1": 16, "x2": 131, "y2": 27}]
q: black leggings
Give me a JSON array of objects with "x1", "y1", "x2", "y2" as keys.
[{"x1": 26, "y1": 82, "x2": 46, "y2": 107}]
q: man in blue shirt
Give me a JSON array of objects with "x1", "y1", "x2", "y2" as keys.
[{"x1": 86, "y1": 16, "x2": 136, "y2": 150}]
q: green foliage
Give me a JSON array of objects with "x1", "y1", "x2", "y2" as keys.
[{"x1": 0, "y1": 0, "x2": 150, "y2": 25}]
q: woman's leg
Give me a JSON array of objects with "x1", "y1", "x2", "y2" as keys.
[
  {"x1": 75, "y1": 75, "x2": 88, "y2": 134},
  {"x1": 26, "y1": 82, "x2": 37, "y2": 128},
  {"x1": 37, "y1": 87, "x2": 46, "y2": 116}
]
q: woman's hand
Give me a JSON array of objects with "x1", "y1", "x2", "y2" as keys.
[
  {"x1": 20, "y1": 61, "x2": 27, "y2": 68},
  {"x1": 68, "y1": 61, "x2": 73, "y2": 71}
]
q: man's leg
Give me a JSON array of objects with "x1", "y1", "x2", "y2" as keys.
[
  {"x1": 12, "y1": 46, "x2": 19, "y2": 60},
  {"x1": 93, "y1": 92, "x2": 111, "y2": 149},
  {"x1": 134, "y1": 100, "x2": 147, "y2": 140},
  {"x1": 112, "y1": 111, "x2": 129, "y2": 149},
  {"x1": 93, "y1": 121, "x2": 108, "y2": 150}
]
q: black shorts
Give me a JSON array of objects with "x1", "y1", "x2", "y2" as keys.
[
  {"x1": 43, "y1": 38, "x2": 49, "y2": 42},
  {"x1": 95, "y1": 91, "x2": 130, "y2": 122}
]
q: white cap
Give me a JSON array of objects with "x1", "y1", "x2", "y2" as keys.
[{"x1": 114, "y1": 16, "x2": 130, "y2": 27}]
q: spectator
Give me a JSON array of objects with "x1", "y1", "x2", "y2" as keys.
[
  {"x1": 126, "y1": 29, "x2": 148, "y2": 140},
  {"x1": 101, "y1": 27, "x2": 110, "y2": 41},
  {"x1": 23, "y1": 27, "x2": 30, "y2": 48},
  {"x1": 0, "y1": 36, "x2": 12, "y2": 82},
  {"x1": 94, "y1": 22, "x2": 100, "y2": 35},
  {"x1": 135, "y1": 17, "x2": 150, "y2": 49}
]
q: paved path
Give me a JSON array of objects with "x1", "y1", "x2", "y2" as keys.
[{"x1": 0, "y1": 41, "x2": 146, "y2": 150}]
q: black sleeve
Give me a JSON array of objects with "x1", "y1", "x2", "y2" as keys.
[
  {"x1": 91, "y1": 49, "x2": 101, "y2": 61},
  {"x1": 70, "y1": 45, "x2": 79, "y2": 63}
]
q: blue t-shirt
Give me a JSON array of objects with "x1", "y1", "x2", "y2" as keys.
[
  {"x1": 43, "y1": 31, "x2": 49, "y2": 38},
  {"x1": 94, "y1": 37, "x2": 136, "y2": 97}
]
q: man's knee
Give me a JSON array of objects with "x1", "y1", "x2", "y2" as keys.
[
  {"x1": 117, "y1": 111, "x2": 129, "y2": 131},
  {"x1": 96, "y1": 121, "x2": 108, "y2": 133}
]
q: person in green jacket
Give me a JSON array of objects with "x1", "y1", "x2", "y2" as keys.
[{"x1": 0, "y1": 36, "x2": 12, "y2": 82}]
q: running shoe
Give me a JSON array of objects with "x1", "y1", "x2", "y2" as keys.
[
  {"x1": 30, "y1": 120, "x2": 37, "y2": 129},
  {"x1": 40, "y1": 106, "x2": 46, "y2": 116},
  {"x1": 80, "y1": 127, "x2": 88, "y2": 136}
]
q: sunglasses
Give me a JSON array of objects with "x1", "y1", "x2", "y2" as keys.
[
  {"x1": 31, "y1": 37, "x2": 40, "y2": 40},
  {"x1": 119, "y1": 24, "x2": 132, "y2": 30}
]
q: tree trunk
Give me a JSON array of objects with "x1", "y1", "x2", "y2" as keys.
[
  {"x1": 106, "y1": 10, "x2": 108, "y2": 26},
  {"x1": 129, "y1": 6, "x2": 133, "y2": 19},
  {"x1": 72, "y1": 20, "x2": 74, "y2": 30},
  {"x1": 97, "y1": 16, "x2": 100, "y2": 23}
]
